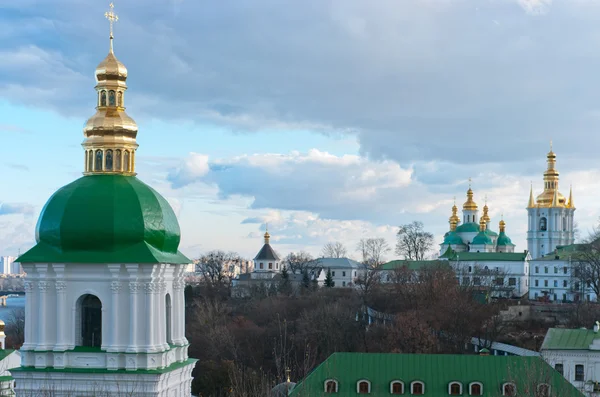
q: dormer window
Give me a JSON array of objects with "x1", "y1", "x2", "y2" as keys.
[
  {"x1": 357, "y1": 380, "x2": 371, "y2": 394},
  {"x1": 502, "y1": 383, "x2": 516, "y2": 396},
  {"x1": 537, "y1": 384, "x2": 550, "y2": 397},
  {"x1": 448, "y1": 382, "x2": 462, "y2": 395},
  {"x1": 469, "y1": 382, "x2": 482, "y2": 395},
  {"x1": 390, "y1": 381, "x2": 404, "y2": 394},
  {"x1": 324, "y1": 379, "x2": 338, "y2": 393},
  {"x1": 411, "y1": 381, "x2": 424, "y2": 395}
]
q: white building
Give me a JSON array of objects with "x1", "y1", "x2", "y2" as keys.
[
  {"x1": 232, "y1": 230, "x2": 283, "y2": 295},
  {"x1": 313, "y1": 258, "x2": 362, "y2": 287},
  {"x1": 541, "y1": 325, "x2": 600, "y2": 396},
  {"x1": 0, "y1": 258, "x2": 15, "y2": 276},
  {"x1": 527, "y1": 147, "x2": 576, "y2": 259},
  {"x1": 12, "y1": 5, "x2": 195, "y2": 395}
]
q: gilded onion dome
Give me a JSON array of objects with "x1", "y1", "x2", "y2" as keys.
[
  {"x1": 463, "y1": 187, "x2": 478, "y2": 211},
  {"x1": 482, "y1": 197, "x2": 491, "y2": 225},
  {"x1": 82, "y1": 3, "x2": 138, "y2": 176},
  {"x1": 535, "y1": 144, "x2": 566, "y2": 208},
  {"x1": 449, "y1": 199, "x2": 460, "y2": 226}
]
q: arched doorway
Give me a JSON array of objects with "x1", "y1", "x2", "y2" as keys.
[
  {"x1": 165, "y1": 294, "x2": 172, "y2": 344},
  {"x1": 79, "y1": 294, "x2": 102, "y2": 347}
]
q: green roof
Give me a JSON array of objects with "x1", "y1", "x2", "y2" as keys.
[
  {"x1": 439, "y1": 249, "x2": 528, "y2": 262},
  {"x1": 484, "y1": 229, "x2": 498, "y2": 237},
  {"x1": 13, "y1": 358, "x2": 197, "y2": 375},
  {"x1": 289, "y1": 353, "x2": 582, "y2": 397},
  {"x1": 532, "y1": 244, "x2": 586, "y2": 261},
  {"x1": 442, "y1": 231, "x2": 465, "y2": 246},
  {"x1": 18, "y1": 175, "x2": 189, "y2": 264},
  {"x1": 380, "y1": 260, "x2": 450, "y2": 271},
  {"x1": 0, "y1": 350, "x2": 14, "y2": 362},
  {"x1": 541, "y1": 328, "x2": 600, "y2": 350},
  {"x1": 472, "y1": 231, "x2": 493, "y2": 245},
  {"x1": 496, "y1": 231, "x2": 514, "y2": 246},
  {"x1": 455, "y1": 222, "x2": 480, "y2": 233}
]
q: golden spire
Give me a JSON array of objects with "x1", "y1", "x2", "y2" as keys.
[
  {"x1": 264, "y1": 223, "x2": 270, "y2": 244},
  {"x1": 482, "y1": 195, "x2": 491, "y2": 225},
  {"x1": 479, "y1": 216, "x2": 486, "y2": 232},
  {"x1": 499, "y1": 214, "x2": 506, "y2": 233},
  {"x1": 449, "y1": 197, "x2": 460, "y2": 225},
  {"x1": 463, "y1": 178, "x2": 478, "y2": 211},
  {"x1": 527, "y1": 182, "x2": 535, "y2": 208},
  {"x1": 534, "y1": 145, "x2": 566, "y2": 207},
  {"x1": 82, "y1": 1, "x2": 138, "y2": 176},
  {"x1": 567, "y1": 184, "x2": 575, "y2": 209}
]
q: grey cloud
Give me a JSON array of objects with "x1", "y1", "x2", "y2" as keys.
[{"x1": 3, "y1": 1, "x2": 600, "y2": 168}]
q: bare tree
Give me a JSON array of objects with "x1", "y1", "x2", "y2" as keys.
[
  {"x1": 356, "y1": 238, "x2": 390, "y2": 267},
  {"x1": 395, "y1": 221, "x2": 434, "y2": 261},
  {"x1": 321, "y1": 242, "x2": 348, "y2": 258},
  {"x1": 5, "y1": 307, "x2": 24, "y2": 348},
  {"x1": 196, "y1": 250, "x2": 243, "y2": 288},
  {"x1": 283, "y1": 252, "x2": 317, "y2": 274}
]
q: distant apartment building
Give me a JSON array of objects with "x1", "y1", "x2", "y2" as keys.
[{"x1": 0, "y1": 257, "x2": 16, "y2": 275}]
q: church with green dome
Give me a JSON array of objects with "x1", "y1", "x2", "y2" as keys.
[{"x1": 12, "y1": 3, "x2": 196, "y2": 396}]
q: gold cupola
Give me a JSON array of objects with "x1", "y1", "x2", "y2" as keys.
[
  {"x1": 82, "y1": 2, "x2": 139, "y2": 176},
  {"x1": 535, "y1": 143, "x2": 566, "y2": 207},
  {"x1": 482, "y1": 196, "x2": 491, "y2": 225},
  {"x1": 449, "y1": 198, "x2": 460, "y2": 225},
  {"x1": 463, "y1": 180, "x2": 478, "y2": 211}
]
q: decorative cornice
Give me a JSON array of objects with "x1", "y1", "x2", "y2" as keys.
[
  {"x1": 38, "y1": 281, "x2": 50, "y2": 292},
  {"x1": 129, "y1": 282, "x2": 141, "y2": 293},
  {"x1": 110, "y1": 281, "x2": 123, "y2": 292}
]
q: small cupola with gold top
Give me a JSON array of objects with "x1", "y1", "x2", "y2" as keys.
[
  {"x1": 534, "y1": 143, "x2": 566, "y2": 208},
  {"x1": 82, "y1": 2, "x2": 138, "y2": 175},
  {"x1": 462, "y1": 178, "x2": 479, "y2": 225}
]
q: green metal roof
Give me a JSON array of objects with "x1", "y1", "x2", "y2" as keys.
[
  {"x1": 541, "y1": 328, "x2": 600, "y2": 350},
  {"x1": 380, "y1": 260, "x2": 450, "y2": 271},
  {"x1": 18, "y1": 175, "x2": 189, "y2": 264},
  {"x1": 496, "y1": 231, "x2": 515, "y2": 246},
  {"x1": 472, "y1": 231, "x2": 493, "y2": 245},
  {"x1": 484, "y1": 229, "x2": 498, "y2": 237},
  {"x1": 455, "y1": 222, "x2": 480, "y2": 233},
  {"x1": 289, "y1": 353, "x2": 582, "y2": 396},
  {"x1": 439, "y1": 249, "x2": 528, "y2": 262},
  {"x1": 442, "y1": 231, "x2": 465, "y2": 246},
  {"x1": 531, "y1": 244, "x2": 586, "y2": 261}
]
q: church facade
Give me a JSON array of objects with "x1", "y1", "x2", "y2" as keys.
[{"x1": 12, "y1": 4, "x2": 196, "y2": 396}]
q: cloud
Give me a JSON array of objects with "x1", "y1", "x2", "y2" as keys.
[
  {"x1": 5, "y1": 163, "x2": 30, "y2": 171},
  {"x1": 0, "y1": 124, "x2": 29, "y2": 134},
  {"x1": 3, "y1": 1, "x2": 600, "y2": 169},
  {"x1": 0, "y1": 203, "x2": 35, "y2": 216},
  {"x1": 167, "y1": 153, "x2": 210, "y2": 188}
]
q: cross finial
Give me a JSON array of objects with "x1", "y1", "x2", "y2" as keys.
[
  {"x1": 550, "y1": 139, "x2": 553, "y2": 151},
  {"x1": 104, "y1": 2, "x2": 119, "y2": 52},
  {"x1": 468, "y1": 177, "x2": 472, "y2": 188},
  {"x1": 266, "y1": 222, "x2": 268, "y2": 232}
]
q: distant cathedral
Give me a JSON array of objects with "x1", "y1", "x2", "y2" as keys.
[
  {"x1": 440, "y1": 184, "x2": 515, "y2": 255},
  {"x1": 526, "y1": 146, "x2": 575, "y2": 259}
]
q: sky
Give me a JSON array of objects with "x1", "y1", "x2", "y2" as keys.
[{"x1": 2, "y1": 0, "x2": 600, "y2": 261}]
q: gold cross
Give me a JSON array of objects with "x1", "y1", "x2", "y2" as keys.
[{"x1": 105, "y1": 3, "x2": 119, "y2": 39}]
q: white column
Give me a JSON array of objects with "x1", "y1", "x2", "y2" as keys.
[
  {"x1": 108, "y1": 264, "x2": 122, "y2": 352},
  {"x1": 36, "y1": 264, "x2": 50, "y2": 350},
  {"x1": 22, "y1": 280, "x2": 36, "y2": 350},
  {"x1": 126, "y1": 264, "x2": 139, "y2": 352},
  {"x1": 144, "y1": 282, "x2": 156, "y2": 352},
  {"x1": 53, "y1": 264, "x2": 68, "y2": 351}
]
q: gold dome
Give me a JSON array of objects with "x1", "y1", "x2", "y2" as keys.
[
  {"x1": 463, "y1": 187, "x2": 478, "y2": 211},
  {"x1": 82, "y1": 3, "x2": 139, "y2": 176},
  {"x1": 482, "y1": 197, "x2": 490, "y2": 224},
  {"x1": 499, "y1": 218, "x2": 506, "y2": 233},
  {"x1": 534, "y1": 146, "x2": 566, "y2": 208},
  {"x1": 264, "y1": 231, "x2": 271, "y2": 244},
  {"x1": 449, "y1": 198, "x2": 460, "y2": 224},
  {"x1": 478, "y1": 217, "x2": 486, "y2": 232}
]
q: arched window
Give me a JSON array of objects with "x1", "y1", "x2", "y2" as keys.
[
  {"x1": 105, "y1": 149, "x2": 113, "y2": 171},
  {"x1": 78, "y1": 294, "x2": 102, "y2": 347},
  {"x1": 449, "y1": 382, "x2": 462, "y2": 395},
  {"x1": 537, "y1": 384, "x2": 550, "y2": 397},
  {"x1": 95, "y1": 150, "x2": 103, "y2": 171},
  {"x1": 100, "y1": 90, "x2": 107, "y2": 106},
  {"x1": 469, "y1": 382, "x2": 482, "y2": 395},
  {"x1": 123, "y1": 150, "x2": 130, "y2": 171},
  {"x1": 357, "y1": 380, "x2": 370, "y2": 394},
  {"x1": 390, "y1": 381, "x2": 404, "y2": 394},
  {"x1": 115, "y1": 149, "x2": 122, "y2": 171},
  {"x1": 324, "y1": 379, "x2": 338, "y2": 393},
  {"x1": 411, "y1": 381, "x2": 424, "y2": 395},
  {"x1": 540, "y1": 217, "x2": 547, "y2": 231},
  {"x1": 117, "y1": 91, "x2": 123, "y2": 107},
  {"x1": 165, "y1": 293, "x2": 172, "y2": 344},
  {"x1": 108, "y1": 90, "x2": 116, "y2": 106},
  {"x1": 502, "y1": 383, "x2": 516, "y2": 396},
  {"x1": 87, "y1": 150, "x2": 93, "y2": 172}
]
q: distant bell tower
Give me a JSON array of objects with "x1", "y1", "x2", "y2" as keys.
[{"x1": 527, "y1": 144, "x2": 575, "y2": 259}]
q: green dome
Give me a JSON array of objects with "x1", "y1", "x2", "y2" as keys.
[
  {"x1": 471, "y1": 231, "x2": 493, "y2": 245},
  {"x1": 443, "y1": 231, "x2": 465, "y2": 246},
  {"x1": 19, "y1": 175, "x2": 189, "y2": 264},
  {"x1": 455, "y1": 222, "x2": 480, "y2": 233},
  {"x1": 484, "y1": 229, "x2": 498, "y2": 237},
  {"x1": 496, "y1": 231, "x2": 514, "y2": 246}
]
